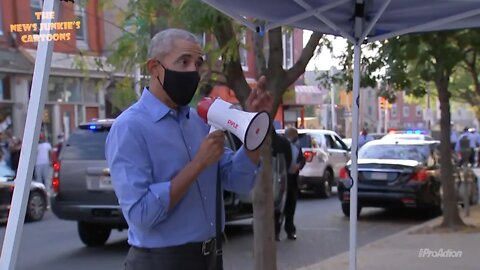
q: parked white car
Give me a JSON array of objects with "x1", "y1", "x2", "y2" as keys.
[{"x1": 277, "y1": 129, "x2": 350, "y2": 198}]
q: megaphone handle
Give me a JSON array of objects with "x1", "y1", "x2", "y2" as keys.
[{"x1": 209, "y1": 125, "x2": 222, "y2": 133}]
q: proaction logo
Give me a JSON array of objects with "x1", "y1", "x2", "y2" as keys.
[
  {"x1": 418, "y1": 248, "x2": 463, "y2": 258},
  {"x1": 227, "y1": 119, "x2": 239, "y2": 129}
]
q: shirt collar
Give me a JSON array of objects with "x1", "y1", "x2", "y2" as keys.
[{"x1": 140, "y1": 87, "x2": 190, "y2": 122}]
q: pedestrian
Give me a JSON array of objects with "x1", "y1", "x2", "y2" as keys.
[
  {"x1": 271, "y1": 129, "x2": 292, "y2": 241},
  {"x1": 52, "y1": 133, "x2": 65, "y2": 163},
  {"x1": 0, "y1": 132, "x2": 11, "y2": 169},
  {"x1": 450, "y1": 122, "x2": 458, "y2": 151},
  {"x1": 455, "y1": 127, "x2": 476, "y2": 167},
  {"x1": 105, "y1": 28, "x2": 272, "y2": 270},
  {"x1": 9, "y1": 136, "x2": 21, "y2": 172},
  {"x1": 283, "y1": 127, "x2": 306, "y2": 240},
  {"x1": 358, "y1": 128, "x2": 374, "y2": 148},
  {"x1": 35, "y1": 133, "x2": 52, "y2": 186}
]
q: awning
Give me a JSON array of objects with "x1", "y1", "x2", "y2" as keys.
[
  {"x1": 283, "y1": 85, "x2": 323, "y2": 105},
  {"x1": 201, "y1": 0, "x2": 480, "y2": 43},
  {"x1": 0, "y1": 48, "x2": 32, "y2": 74},
  {"x1": 19, "y1": 47, "x2": 127, "y2": 78}
]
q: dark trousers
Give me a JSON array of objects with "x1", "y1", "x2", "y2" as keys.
[
  {"x1": 125, "y1": 241, "x2": 219, "y2": 270},
  {"x1": 284, "y1": 174, "x2": 299, "y2": 235}
]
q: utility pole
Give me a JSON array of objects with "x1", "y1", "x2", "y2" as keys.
[
  {"x1": 330, "y1": 67, "x2": 336, "y2": 131},
  {"x1": 377, "y1": 97, "x2": 382, "y2": 133},
  {"x1": 427, "y1": 86, "x2": 431, "y2": 131},
  {"x1": 384, "y1": 105, "x2": 388, "y2": 132}
]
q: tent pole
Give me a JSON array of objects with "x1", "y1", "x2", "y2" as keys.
[
  {"x1": 0, "y1": 0, "x2": 58, "y2": 269},
  {"x1": 349, "y1": 43, "x2": 362, "y2": 270}
]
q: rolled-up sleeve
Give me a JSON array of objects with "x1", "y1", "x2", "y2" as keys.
[
  {"x1": 219, "y1": 146, "x2": 261, "y2": 194},
  {"x1": 105, "y1": 120, "x2": 170, "y2": 230}
]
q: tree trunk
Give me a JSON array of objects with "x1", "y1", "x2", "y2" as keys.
[
  {"x1": 252, "y1": 135, "x2": 276, "y2": 270},
  {"x1": 436, "y1": 81, "x2": 466, "y2": 228}
]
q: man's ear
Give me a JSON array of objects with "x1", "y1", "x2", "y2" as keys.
[{"x1": 146, "y1": 59, "x2": 160, "y2": 76}]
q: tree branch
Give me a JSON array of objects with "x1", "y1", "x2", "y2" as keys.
[
  {"x1": 213, "y1": 17, "x2": 251, "y2": 107},
  {"x1": 285, "y1": 31, "x2": 322, "y2": 87}
]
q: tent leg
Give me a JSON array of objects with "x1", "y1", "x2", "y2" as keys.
[
  {"x1": 349, "y1": 43, "x2": 362, "y2": 270},
  {"x1": 0, "y1": 0, "x2": 59, "y2": 269}
]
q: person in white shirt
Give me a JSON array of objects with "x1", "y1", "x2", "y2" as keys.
[
  {"x1": 450, "y1": 123, "x2": 458, "y2": 151},
  {"x1": 35, "y1": 133, "x2": 52, "y2": 186}
]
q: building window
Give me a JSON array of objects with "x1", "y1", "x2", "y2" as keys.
[
  {"x1": 282, "y1": 31, "x2": 293, "y2": 69},
  {"x1": 83, "y1": 81, "x2": 99, "y2": 103},
  {"x1": 74, "y1": 3, "x2": 88, "y2": 43},
  {"x1": 368, "y1": 106, "x2": 372, "y2": 116},
  {"x1": 48, "y1": 77, "x2": 99, "y2": 103},
  {"x1": 239, "y1": 31, "x2": 248, "y2": 70},
  {"x1": 0, "y1": 75, "x2": 12, "y2": 101},
  {"x1": 391, "y1": 104, "x2": 397, "y2": 117},
  {"x1": 416, "y1": 106, "x2": 423, "y2": 117},
  {"x1": 403, "y1": 106, "x2": 410, "y2": 117}
]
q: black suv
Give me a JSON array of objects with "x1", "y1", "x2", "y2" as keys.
[{"x1": 51, "y1": 119, "x2": 286, "y2": 247}]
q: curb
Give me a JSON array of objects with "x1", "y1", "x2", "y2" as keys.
[{"x1": 297, "y1": 205, "x2": 480, "y2": 270}]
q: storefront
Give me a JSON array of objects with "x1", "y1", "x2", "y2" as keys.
[
  {"x1": 277, "y1": 85, "x2": 323, "y2": 128},
  {"x1": 41, "y1": 76, "x2": 104, "y2": 142}
]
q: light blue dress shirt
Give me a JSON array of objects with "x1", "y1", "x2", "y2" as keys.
[{"x1": 105, "y1": 88, "x2": 259, "y2": 248}]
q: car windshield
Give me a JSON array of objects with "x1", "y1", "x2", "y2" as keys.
[
  {"x1": 61, "y1": 129, "x2": 108, "y2": 160},
  {"x1": 358, "y1": 144, "x2": 432, "y2": 162}
]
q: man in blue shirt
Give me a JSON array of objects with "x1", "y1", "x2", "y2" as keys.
[
  {"x1": 358, "y1": 128, "x2": 374, "y2": 148},
  {"x1": 105, "y1": 28, "x2": 272, "y2": 270}
]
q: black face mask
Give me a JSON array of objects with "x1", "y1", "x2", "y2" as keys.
[{"x1": 157, "y1": 62, "x2": 200, "y2": 106}]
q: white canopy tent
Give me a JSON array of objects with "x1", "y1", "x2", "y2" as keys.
[
  {"x1": 196, "y1": 1, "x2": 480, "y2": 270},
  {"x1": 2, "y1": 0, "x2": 480, "y2": 269}
]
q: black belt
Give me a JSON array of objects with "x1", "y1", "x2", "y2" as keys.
[{"x1": 132, "y1": 238, "x2": 216, "y2": 256}]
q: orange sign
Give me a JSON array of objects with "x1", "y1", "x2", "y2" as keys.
[{"x1": 10, "y1": 12, "x2": 81, "y2": 43}]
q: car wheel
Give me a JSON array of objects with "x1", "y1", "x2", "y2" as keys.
[
  {"x1": 341, "y1": 203, "x2": 362, "y2": 218},
  {"x1": 78, "y1": 222, "x2": 111, "y2": 247},
  {"x1": 25, "y1": 191, "x2": 47, "y2": 222},
  {"x1": 317, "y1": 170, "x2": 333, "y2": 198}
]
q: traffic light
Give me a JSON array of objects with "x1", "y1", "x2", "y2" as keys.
[
  {"x1": 379, "y1": 97, "x2": 386, "y2": 109},
  {"x1": 379, "y1": 97, "x2": 392, "y2": 109}
]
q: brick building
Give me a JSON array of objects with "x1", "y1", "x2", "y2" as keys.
[{"x1": 0, "y1": 0, "x2": 114, "y2": 143}]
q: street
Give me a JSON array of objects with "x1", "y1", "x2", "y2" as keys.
[{"x1": 0, "y1": 194, "x2": 434, "y2": 270}]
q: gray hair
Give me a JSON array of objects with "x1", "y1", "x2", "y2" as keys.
[{"x1": 148, "y1": 28, "x2": 200, "y2": 61}]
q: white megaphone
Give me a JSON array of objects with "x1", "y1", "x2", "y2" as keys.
[{"x1": 197, "y1": 97, "x2": 270, "y2": 151}]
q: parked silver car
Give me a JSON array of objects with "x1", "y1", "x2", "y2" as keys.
[{"x1": 277, "y1": 129, "x2": 350, "y2": 198}]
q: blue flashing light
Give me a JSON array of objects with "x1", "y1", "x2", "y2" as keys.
[
  {"x1": 89, "y1": 125, "x2": 98, "y2": 130},
  {"x1": 414, "y1": 130, "x2": 422, "y2": 134},
  {"x1": 406, "y1": 130, "x2": 413, "y2": 134}
]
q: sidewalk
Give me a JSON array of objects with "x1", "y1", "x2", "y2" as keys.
[{"x1": 298, "y1": 169, "x2": 480, "y2": 270}]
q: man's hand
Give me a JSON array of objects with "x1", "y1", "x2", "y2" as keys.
[
  {"x1": 245, "y1": 75, "x2": 273, "y2": 113},
  {"x1": 193, "y1": 130, "x2": 225, "y2": 169}
]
